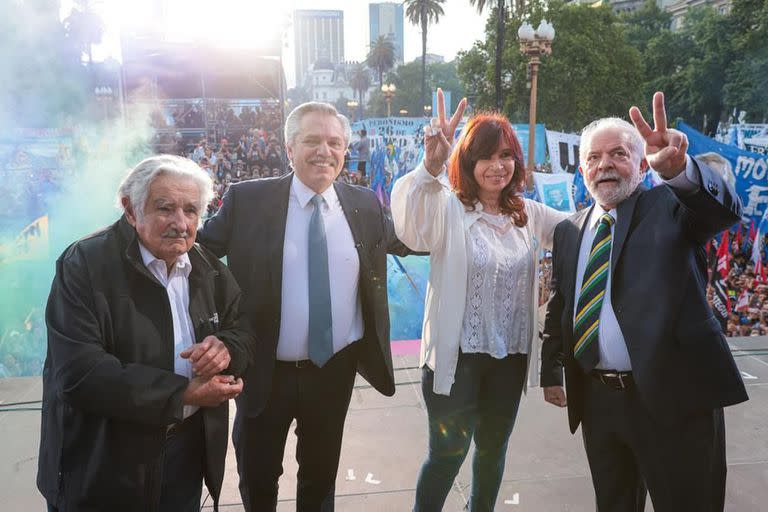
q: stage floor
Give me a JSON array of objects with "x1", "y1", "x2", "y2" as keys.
[{"x1": 3, "y1": 337, "x2": 767, "y2": 511}]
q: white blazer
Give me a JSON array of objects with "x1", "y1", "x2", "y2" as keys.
[{"x1": 391, "y1": 163, "x2": 569, "y2": 395}]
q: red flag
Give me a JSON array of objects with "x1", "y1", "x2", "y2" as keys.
[
  {"x1": 757, "y1": 258, "x2": 767, "y2": 283},
  {"x1": 734, "y1": 224, "x2": 742, "y2": 249},
  {"x1": 716, "y1": 231, "x2": 730, "y2": 279},
  {"x1": 735, "y1": 289, "x2": 750, "y2": 312},
  {"x1": 745, "y1": 220, "x2": 757, "y2": 254}
]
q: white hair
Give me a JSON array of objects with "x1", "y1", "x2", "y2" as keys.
[
  {"x1": 116, "y1": 154, "x2": 214, "y2": 221},
  {"x1": 284, "y1": 101, "x2": 351, "y2": 147},
  {"x1": 579, "y1": 117, "x2": 645, "y2": 168}
]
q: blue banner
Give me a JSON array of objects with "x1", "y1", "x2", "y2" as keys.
[{"x1": 679, "y1": 121, "x2": 768, "y2": 222}]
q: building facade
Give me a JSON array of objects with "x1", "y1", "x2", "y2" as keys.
[
  {"x1": 369, "y1": 3, "x2": 405, "y2": 64},
  {"x1": 294, "y1": 10, "x2": 345, "y2": 89}
]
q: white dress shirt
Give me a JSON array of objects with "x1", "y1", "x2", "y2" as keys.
[
  {"x1": 138, "y1": 243, "x2": 198, "y2": 418},
  {"x1": 276, "y1": 175, "x2": 363, "y2": 361},
  {"x1": 573, "y1": 156, "x2": 701, "y2": 371},
  {"x1": 460, "y1": 212, "x2": 534, "y2": 357}
]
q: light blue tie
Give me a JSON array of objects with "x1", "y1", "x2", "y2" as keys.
[{"x1": 308, "y1": 194, "x2": 334, "y2": 367}]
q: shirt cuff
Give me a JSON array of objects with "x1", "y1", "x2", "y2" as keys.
[{"x1": 661, "y1": 155, "x2": 700, "y2": 194}]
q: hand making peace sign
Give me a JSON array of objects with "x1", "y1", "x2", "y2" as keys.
[
  {"x1": 629, "y1": 91, "x2": 689, "y2": 178},
  {"x1": 424, "y1": 88, "x2": 467, "y2": 176}
]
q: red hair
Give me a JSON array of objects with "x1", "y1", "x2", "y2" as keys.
[{"x1": 448, "y1": 112, "x2": 528, "y2": 226}]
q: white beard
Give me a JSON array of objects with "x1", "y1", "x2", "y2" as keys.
[{"x1": 586, "y1": 169, "x2": 643, "y2": 207}]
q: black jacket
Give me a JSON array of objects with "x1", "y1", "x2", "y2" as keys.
[
  {"x1": 541, "y1": 159, "x2": 748, "y2": 432},
  {"x1": 197, "y1": 173, "x2": 412, "y2": 416},
  {"x1": 37, "y1": 216, "x2": 254, "y2": 511}
]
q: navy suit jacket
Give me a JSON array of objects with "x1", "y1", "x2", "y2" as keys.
[
  {"x1": 541, "y1": 159, "x2": 749, "y2": 433},
  {"x1": 198, "y1": 173, "x2": 411, "y2": 416}
]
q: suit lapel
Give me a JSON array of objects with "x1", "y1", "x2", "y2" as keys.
[
  {"x1": 563, "y1": 207, "x2": 592, "y2": 313},
  {"x1": 334, "y1": 183, "x2": 366, "y2": 261},
  {"x1": 611, "y1": 186, "x2": 644, "y2": 274},
  {"x1": 268, "y1": 173, "x2": 293, "y2": 304}
]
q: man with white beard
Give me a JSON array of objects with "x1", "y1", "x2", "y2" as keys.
[{"x1": 540, "y1": 92, "x2": 747, "y2": 512}]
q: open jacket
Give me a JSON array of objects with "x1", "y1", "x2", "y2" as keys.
[
  {"x1": 37, "y1": 216, "x2": 254, "y2": 512},
  {"x1": 541, "y1": 158, "x2": 748, "y2": 432},
  {"x1": 197, "y1": 173, "x2": 413, "y2": 417},
  {"x1": 391, "y1": 163, "x2": 569, "y2": 395}
]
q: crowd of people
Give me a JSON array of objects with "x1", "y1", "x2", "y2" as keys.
[{"x1": 151, "y1": 104, "x2": 768, "y2": 341}]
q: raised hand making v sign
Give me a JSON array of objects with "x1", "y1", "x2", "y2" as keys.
[
  {"x1": 423, "y1": 88, "x2": 467, "y2": 175},
  {"x1": 629, "y1": 91, "x2": 689, "y2": 178}
]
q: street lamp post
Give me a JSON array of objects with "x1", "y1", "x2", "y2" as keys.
[
  {"x1": 381, "y1": 83, "x2": 396, "y2": 117},
  {"x1": 518, "y1": 20, "x2": 555, "y2": 190}
]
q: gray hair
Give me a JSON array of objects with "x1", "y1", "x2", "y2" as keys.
[
  {"x1": 116, "y1": 155, "x2": 214, "y2": 222},
  {"x1": 284, "y1": 101, "x2": 351, "y2": 147},
  {"x1": 579, "y1": 117, "x2": 645, "y2": 168}
]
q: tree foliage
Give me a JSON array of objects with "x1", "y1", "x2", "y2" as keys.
[
  {"x1": 404, "y1": 0, "x2": 446, "y2": 113},
  {"x1": 367, "y1": 36, "x2": 397, "y2": 85},
  {"x1": 457, "y1": 0, "x2": 768, "y2": 133}
]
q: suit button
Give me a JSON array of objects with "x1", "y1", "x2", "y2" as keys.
[{"x1": 708, "y1": 181, "x2": 719, "y2": 195}]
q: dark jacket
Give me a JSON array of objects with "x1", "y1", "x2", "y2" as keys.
[
  {"x1": 37, "y1": 216, "x2": 254, "y2": 511},
  {"x1": 541, "y1": 159, "x2": 748, "y2": 432},
  {"x1": 197, "y1": 173, "x2": 412, "y2": 416}
]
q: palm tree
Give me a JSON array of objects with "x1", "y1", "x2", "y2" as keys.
[
  {"x1": 349, "y1": 63, "x2": 371, "y2": 118},
  {"x1": 404, "y1": 0, "x2": 446, "y2": 114},
  {"x1": 366, "y1": 35, "x2": 396, "y2": 85},
  {"x1": 470, "y1": 0, "x2": 519, "y2": 111}
]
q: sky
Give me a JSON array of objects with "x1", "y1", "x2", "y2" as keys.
[{"x1": 61, "y1": 0, "x2": 491, "y2": 88}]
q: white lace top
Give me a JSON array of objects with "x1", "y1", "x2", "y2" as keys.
[{"x1": 460, "y1": 212, "x2": 533, "y2": 357}]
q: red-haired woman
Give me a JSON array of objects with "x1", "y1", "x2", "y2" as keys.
[{"x1": 391, "y1": 91, "x2": 568, "y2": 511}]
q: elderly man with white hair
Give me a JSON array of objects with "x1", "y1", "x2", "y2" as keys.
[
  {"x1": 541, "y1": 93, "x2": 747, "y2": 511},
  {"x1": 37, "y1": 155, "x2": 254, "y2": 512}
]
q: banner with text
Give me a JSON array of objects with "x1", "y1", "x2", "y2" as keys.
[
  {"x1": 546, "y1": 129, "x2": 581, "y2": 174},
  {"x1": 679, "y1": 121, "x2": 768, "y2": 223}
]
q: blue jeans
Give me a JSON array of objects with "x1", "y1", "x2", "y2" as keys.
[{"x1": 414, "y1": 351, "x2": 527, "y2": 512}]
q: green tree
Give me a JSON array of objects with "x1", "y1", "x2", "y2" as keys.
[
  {"x1": 404, "y1": 0, "x2": 446, "y2": 113},
  {"x1": 469, "y1": 0, "x2": 521, "y2": 110},
  {"x1": 724, "y1": 0, "x2": 768, "y2": 122},
  {"x1": 456, "y1": 42, "x2": 494, "y2": 108},
  {"x1": 461, "y1": 1, "x2": 644, "y2": 131},
  {"x1": 366, "y1": 35, "x2": 396, "y2": 85},
  {"x1": 619, "y1": 0, "x2": 672, "y2": 54},
  {"x1": 369, "y1": 60, "x2": 466, "y2": 118}
]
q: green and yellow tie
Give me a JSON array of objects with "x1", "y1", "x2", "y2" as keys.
[{"x1": 573, "y1": 213, "x2": 615, "y2": 372}]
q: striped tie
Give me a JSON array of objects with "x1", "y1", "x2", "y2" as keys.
[{"x1": 573, "y1": 213, "x2": 615, "y2": 372}]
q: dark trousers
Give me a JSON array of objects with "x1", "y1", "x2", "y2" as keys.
[
  {"x1": 48, "y1": 412, "x2": 204, "y2": 512},
  {"x1": 414, "y1": 351, "x2": 528, "y2": 512},
  {"x1": 233, "y1": 342, "x2": 359, "y2": 512},
  {"x1": 159, "y1": 410, "x2": 205, "y2": 512},
  {"x1": 582, "y1": 375, "x2": 726, "y2": 512}
]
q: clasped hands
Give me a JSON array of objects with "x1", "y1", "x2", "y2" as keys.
[{"x1": 181, "y1": 335, "x2": 243, "y2": 407}]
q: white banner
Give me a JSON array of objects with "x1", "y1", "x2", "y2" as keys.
[
  {"x1": 546, "y1": 130, "x2": 581, "y2": 174},
  {"x1": 533, "y1": 172, "x2": 575, "y2": 212}
]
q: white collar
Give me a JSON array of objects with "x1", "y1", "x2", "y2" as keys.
[
  {"x1": 138, "y1": 242, "x2": 192, "y2": 278},
  {"x1": 291, "y1": 174, "x2": 338, "y2": 209},
  {"x1": 587, "y1": 205, "x2": 617, "y2": 231}
]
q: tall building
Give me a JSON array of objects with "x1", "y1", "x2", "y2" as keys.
[
  {"x1": 369, "y1": 3, "x2": 405, "y2": 64},
  {"x1": 294, "y1": 10, "x2": 345, "y2": 89}
]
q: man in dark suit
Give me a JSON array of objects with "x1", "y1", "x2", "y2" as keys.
[
  {"x1": 541, "y1": 92, "x2": 748, "y2": 511},
  {"x1": 198, "y1": 101, "x2": 411, "y2": 511}
]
